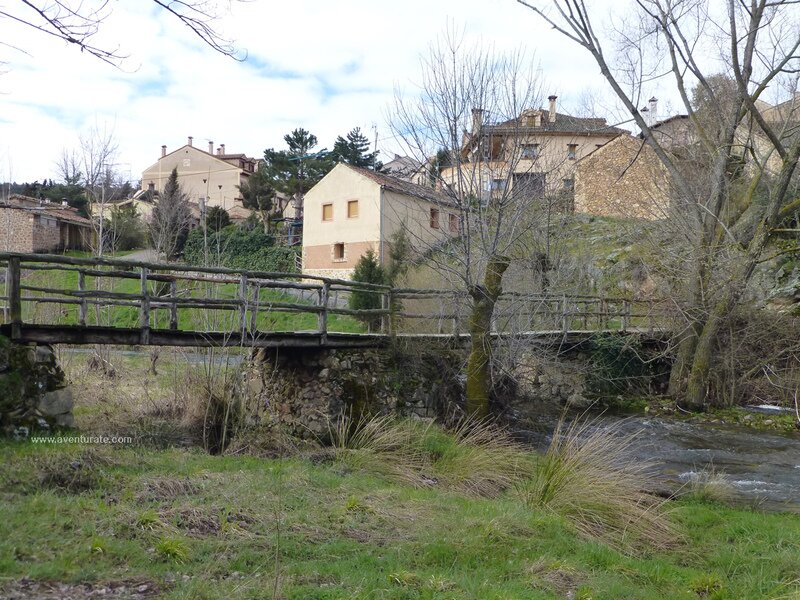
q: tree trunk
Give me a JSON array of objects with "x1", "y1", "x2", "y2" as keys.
[{"x1": 465, "y1": 255, "x2": 509, "y2": 418}]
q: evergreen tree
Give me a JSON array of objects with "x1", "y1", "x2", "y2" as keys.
[
  {"x1": 349, "y1": 249, "x2": 387, "y2": 330},
  {"x1": 149, "y1": 168, "x2": 191, "y2": 260},
  {"x1": 262, "y1": 128, "x2": 333, "y2": 219},
  {"x1": 239, "y1": 167, "x2": 276, "y2": 233},
  {"x1": 206, "y1": 206, "x2": 231, "y2": 232},
  {"x1": 330, "y1": 127, "x2": 383, "y2": 170}
]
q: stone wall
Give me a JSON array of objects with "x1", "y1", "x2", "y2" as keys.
[
  {"x1": 0, "y1": 209, "x2": 34, "y2": 253},
  {"x1": 31, "y1": 215, "x2": 63, "y2": 252},
  {"x1": 575, "y1": 135, "x2": 671, "y2": 220},
  {"x1": 244, "y1": 344, "x2": 465, "y2": 440},
  {"x1": 0, "y1": 336, "x2": 74, "y2": 434}
]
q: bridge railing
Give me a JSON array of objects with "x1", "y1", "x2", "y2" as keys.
[
  {"x1": 0, "y1": 252, "x2": 392, "y2": 344},
  {"x1": 0, "y1": 252, "x2": 676, "y2": 345}
]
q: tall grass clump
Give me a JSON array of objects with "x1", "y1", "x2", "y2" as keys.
[
  {"x1": 421, "y1": 418, "x2": 535, "y2": 497},
  {"x1": 330, "y1": 414, "x2": 426, "y2": 486},
  {"x1": 519, "y1": 415, "x2": 678, "y2": 553},
  {"x1": 331, "y1": 414, "x2": 534, "y2": 496},
  {"x1": 681, "y1": 466, "x2": 736, "y2": 505}
]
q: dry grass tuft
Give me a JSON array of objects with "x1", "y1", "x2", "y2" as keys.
[
  {"x1": 138, "y1": 477, "x2": 198, "y2": 503},
  {"x1": 680, "y1": 467, "x2": 736, "y2": 505},
  {"x1": 331, "y1": 414, "x2": 534, "y2": 496},
  {"x1": 519, "y1": 415, "x2": 678, "y2": 554},
  {"x1": 331, "y1": 415, "x2": 427, "y2": 487},
  {"x1": 424, "y1": 418, "x2": 535, "y2": 497}
]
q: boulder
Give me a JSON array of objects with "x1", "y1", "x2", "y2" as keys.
[{"x1": 38, "y1": 387, "x2": 74, "y2": 416}]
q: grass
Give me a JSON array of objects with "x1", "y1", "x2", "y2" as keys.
[
  {"x1": 2, "y1": 439, "x2": 800, "y2": 599},
  {"x1": 2, "y1": 350, "x2": 800, "y2": 598}
]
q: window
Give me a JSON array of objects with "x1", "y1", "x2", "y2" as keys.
[
  {"x1": 563, "y1": 178, "x2": 575, "y2": 192},
  {"x1": 513, "y1": 173, "x2": 546, "y2": 198},
  {"x1": 148, "y1": 182, "x2": 155, "y2": 192},
  {"x1": 567, "y1": 144, "x2": 578, "y2": 160},
  {"x1": 430, "y1": 208, "x2": 440, "y2": 229},
  {"x1": 449, "y1": 213, "x2": 460, "y2": 233},
  {"x1": 491, "y1": 179, "x2": 507, "y2": 191},
  {"x1": 521, "y1": 144, "x2": 540, "y2": 159},
  {"x1": 333, "y1": 243, "x2": 345, "y2": 261},
  {"x1": 347, "y1": 200, "x2": 359, "y2": 218},
  {"x1": 322, "y1": 203, "x2": 333, "y2": 221}
]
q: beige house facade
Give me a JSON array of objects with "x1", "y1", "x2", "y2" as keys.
[
  {"x1": 140, "y1": 137, "x2": 258, "y2": 212},
  {"x1": 442, "y1": 96, "x2": 629, "y2": 201},
  {"x1": 302, "y1": 164, "x2": 457, "y2": 279},
  {"x1": 574, "y1": 135, "x2": 671, "y2": 219},
  {"x1": 0, "y1": 195, "x2": 92, "y2": 253}
]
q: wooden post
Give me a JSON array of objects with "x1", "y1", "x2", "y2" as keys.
[
  {"x1": 318, "y1": 281, "x2": 329, "y2": 345},
  {"x1": 140, "y1": 267, "x2": 150, "y2": 345},
  {"x1": 238, "y1": 274, "x2": 248, "y2": 337},
  {"x1": 561, "y1": 294, "x2": 568, "y2": 333},
  {"x1": 78, "y1": 270, "x2": 87, "y2": 327},
  {"x1": 250, "y1": 283, "x2": 260, "y2": 333},
  {"x1": 8, "y1": 256, "x2": 21, "y2": 340},
  {"x1": 169, "y1": 279, "x2": 178, "y2": 330},
  {"x1": 621, "y1": 299, "x2": 630, "y2": 332}
]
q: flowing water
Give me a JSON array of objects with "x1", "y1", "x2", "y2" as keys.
[{"x1": 519, "y1": 413, "x2": 800, "y2": 511}]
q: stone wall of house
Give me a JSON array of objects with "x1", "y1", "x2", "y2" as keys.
[
  {"x1": 0, "y1": 336, "x2": 74, "y2": 434},
  {"x1": 575, "y1": 136, "x2": 671, "y2": 220},
  {"x1": 0, "y1": 209, "x2": 34, "y2": 253},
  {"x1": 31, "y1": 216, "x2": 63, "y2": 252}
]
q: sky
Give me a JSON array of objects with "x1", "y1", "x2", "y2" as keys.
[{"x1": 0, "y1": 0, "x2": 674, "y2": 185}]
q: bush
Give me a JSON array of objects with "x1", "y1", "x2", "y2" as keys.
[
  {"x1": 183, "y1": 225, "x2": 299, "y2": 273},
  {"x1": 349, "y1": 249, "x2": 387, "y2": 330}
]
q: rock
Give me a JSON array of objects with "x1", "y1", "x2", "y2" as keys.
[
  {"x1": 55, "y1": 413, "x2": 75, "y2": 428},
  {"x1": 743, "y1": 414, "x2": 753, "y2": 421},
  {"x1": 38, "y1": 387, "x2": 73, "y2": 416},
  {"x1": 764, "y1": 419, "x2": 774, "y2": 426}
]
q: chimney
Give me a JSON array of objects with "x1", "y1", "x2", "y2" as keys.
[
  {"x1": 220, "y1": 143, "x2": 226, "y2": 155},
  {"x1": 188, "y1": 136, "x2": 193, "y2": 147},
  {"x1": 548, "y1": 95, "x2": 557, "y2": 122},
  {"x1": 208, "y1": 140, "x2": 214, "y2": 154},
  {"x1": 471, "y1": 108, "x2": 484, "y2": 134},
  {"x1": 161, "y1": 145, "x2": 167, "y2": 157},
  {"x1": 216, "y1": 146, "x2": 221, "y2": 155},
  {"x1": 648, "y1": 96, "x2": 658, "y2": 123}
]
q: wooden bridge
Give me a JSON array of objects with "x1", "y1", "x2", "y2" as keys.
[{"x1": 0, "y1": 253, "x2": 674, "y2": 349}]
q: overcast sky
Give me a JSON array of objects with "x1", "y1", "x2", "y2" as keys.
[{"x1": 0, "y1": 0, "x2": 673, "y2": 184}]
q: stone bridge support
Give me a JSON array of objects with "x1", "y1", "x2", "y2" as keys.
[{"x1": 0, "y1": 335, "x2": 74, "y2": 434}]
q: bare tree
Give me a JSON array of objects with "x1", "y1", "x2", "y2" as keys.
[
  {"x1": 519, "y1": 0, "x2": 800, "y2": 409},
  {"x1": 0, "y1": 1, "x2": 245, "y2": 66},
  {"x1": 390, "y1": 29, "x2": 581, "y2": 417}
]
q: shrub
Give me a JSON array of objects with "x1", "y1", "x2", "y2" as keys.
[
  {"x1": 349, "y1": 249, "x2": 387, "y2": 330},
  {"x1": 183, "y1": 225, "x2": 299, "y2": 273},
  {"x1": 518, "y1": 415, "x2": 677, "y2": 553}
]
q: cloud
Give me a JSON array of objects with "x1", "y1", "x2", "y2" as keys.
[{"x1": 0, "y1": 0, "x2": 633, "y2": 183}]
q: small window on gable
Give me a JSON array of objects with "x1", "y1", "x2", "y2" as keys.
[
  {"x1": 430, "y1": 208, "x2": 440, "y2": 229},
  {"x1": 449, "y1": 213, "x2": 460, "y2": 233},
  {"x1": 148, "y1": 182, "x2": 155, "y2": 192},
  {"x1": 322, "y1": 203, "x2": 333, "y2": 221},
  {"x1": 347, "y1": 200, "x2": 359, "y2": 218},
  {"x1": 333, "y1": 242, "x2": 345, "y2": 260},
  {"x1": 567, "y1": 144, "x2": 578, "y2": 160}
]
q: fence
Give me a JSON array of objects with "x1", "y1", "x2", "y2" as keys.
[{"x1": 0, "y1": 252, "x2": 674, "y2": 347}]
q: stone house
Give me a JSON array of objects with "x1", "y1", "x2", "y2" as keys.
[
  {"x1": 441, "y1": 96, "x2": 629, "y2": 202},
  {"x1": 140, "y1": 136, "x2": 259, "y2": 213},
  {"x1": 0, "y1": 194, "x2": 92, "y2": 253},
  {"x1": 574, "y1": 135, "x2": 671, "y2": 219},
  {"x1": 302, "y1": 163, "x2": 458, "y2": 279}
]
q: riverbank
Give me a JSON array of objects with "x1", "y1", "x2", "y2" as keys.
[{"x1": 1, "y1": 439, "x2": 800, "y2": 599}]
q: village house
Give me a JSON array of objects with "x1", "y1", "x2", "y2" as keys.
[
  {"x1": 0, "y1": 194, "x2": 92, "y2": 253},
  {"x1": 140, "y1": 137, "x2": 259, "y2": 212},
  {"x1": 302, "y1": 163, "x2": 458, "y2": 279},
  {"x1": 441, "y1": 96, "x2": 629, "y2": 202}
]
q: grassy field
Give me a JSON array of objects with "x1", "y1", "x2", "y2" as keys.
[
  {"x1": 1, "y1": 350, "x2": 800, "y2": 599},
  {"x1": 1, "y1": 441, "x2": 799, "y2": 599}
]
